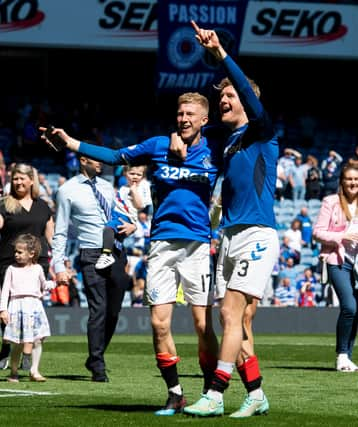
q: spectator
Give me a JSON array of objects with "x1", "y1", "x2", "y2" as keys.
[
  {"x1": 289, "y1": 155, "x2": 306, "y2": 201},
  {"x1": 321, "y1": 150, "x2": 343, "y2": 198},
  {"x1": 0, "y1": 234, "x2": 55, "y2": 382},
  {"x1": 305, "y1": 155, "x2": 322, "y2": 200},
  {"x1": 296, "y1": 268, "x2": 319, "y2": 307},
  {"x1": 95, "y1": 165, "x2": 152, "y2": 270},
  {"x1": 313, "y1": 160, "x2": 358, "y2": 372},
  {"x1": 51, "y1": 153, "x2": 135, "y2": 382},
  {"x1": 295, "y1": 207, "x2": 313, "y2": 247},
  {"x1": 321, "y1": 150, "x2": 343, "y2": 171},
  {"x1": 274, "y1": 277, "x2": 297, "y2": 307},
  {"x1": 275, "y1": 162, "x2": 286, "y2": 201},
  {"x1": 279, "y1": 257, "x2": 300, "y2": 283},
  {"x1": 278, "y1": 148, "x2": 295, "y2": 178},
  {"x1": 279, "y1": 236, "x2": 300, "y2": 267},
  {"x1": 278, "y1": 148, "x2": 299, "y2": 198},
  {"x1": 0, "y1": 163, "x2": 54, "y2": 370},
  {"x1": 284, "y1": 219, "x2": 303, "y2": 263}
]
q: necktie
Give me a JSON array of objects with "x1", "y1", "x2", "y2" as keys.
[
  {"x1": 86, "y1": 178, "x2": 123, "y2": 251},
  {"x1": 86, "y1": 178, "x2": 111, "y2": 221}
]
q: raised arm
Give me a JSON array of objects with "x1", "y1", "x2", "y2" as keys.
[
  {"x1": 191, "y1": 20, "x2": 263, "y2": 120},
  {"x1": 39, "y1": 126, "x2": 124, "y2": 165}
]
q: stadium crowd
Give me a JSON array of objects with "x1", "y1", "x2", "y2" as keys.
[{"x1": 0, "y1": 98, "x2": 357, "y2": 310}]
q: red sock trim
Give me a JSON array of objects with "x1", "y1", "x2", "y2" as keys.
[
  {"x1": 214, "y1": 368, "x2": 231, "y2": 382},
  {"x1": 237, "y1": 360, "x2": 247, "y2": 383},
  {"x1": 199, "y1": 351, "x2": 217, "y2": 372},
  {"x1": 156, "y1": 352, "x2": 180, "y2": 369},
  {"x1": 243, "y1": 355, "x2": 261, "y2": 382}
]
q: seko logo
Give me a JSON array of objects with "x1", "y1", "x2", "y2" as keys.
[
  {"x1": 251, "y1": 8, "x2": 347, "y2": 45},
  {"x1": 0, "y1": 0, "x2": 44, "y2": 32},
  {"x1": 98, "y1": 0, "x2": 157, "y2": 31}
]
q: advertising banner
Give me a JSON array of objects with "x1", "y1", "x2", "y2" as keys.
[
  {"x1": 240, "y1": 1, "x2": 357, "y2": 59},
  {"x1": 0, "y1": 1, "x2": 357, "y2": 60},
  {"x1": 156, "y1": 0, "x2": 249, "y2": 93}
]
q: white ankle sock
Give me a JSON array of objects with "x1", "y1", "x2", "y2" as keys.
[
  {"x1": 249, "y1": 388, "x2": 264, "y2": 400},
  {"x1": 169, "y1": 384, "x2": 182, "y2": 395}
]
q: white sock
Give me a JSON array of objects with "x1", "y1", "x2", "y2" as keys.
[
  {"x1": 31, "y1": 340, "x2": 42, "y2": 375},
  {"x1": 337, "y1": 353, "x2": 349, "y2": 360},
  {"x1": 169, "y1": 384, "x2": 182, "y2": 395},
  {"x1": 249, "y1": 388, "x2": 264, "y2": 400},
  {"x1": 205, "y1": 360, "x2": 234, "y2": 402},
  {"x1": 217, "y1": 360, "x2": 235, "y2": 375}
]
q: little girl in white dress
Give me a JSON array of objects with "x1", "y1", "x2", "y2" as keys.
[{"x1": 0, "y1": 233, "x2": 55, "y2": 382}]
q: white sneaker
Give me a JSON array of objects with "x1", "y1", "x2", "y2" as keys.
[
  {"x1": 336, "y1": 354, "x2": 358, "y2": 372},
  {"x1": 229, "y1": 394, "x2": 269, "y2": 418},
  {"x1": 95, "y1": 254, "x2": 115, "y2": 270}
]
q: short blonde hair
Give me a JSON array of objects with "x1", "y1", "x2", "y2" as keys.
[{"x1": 177, "y1": 92, "x2": 209, "y2": 115}]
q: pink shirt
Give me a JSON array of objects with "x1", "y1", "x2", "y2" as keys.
[
  {"x1": 0, "y1": 264, "x2": 54, "y2": 311},
  {"x1": 313, "y1": 194, "x2": 347, "y2": 265}
]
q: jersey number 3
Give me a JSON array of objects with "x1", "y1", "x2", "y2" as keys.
[{"x1": 237, "y1": 260, "x2": 249, "y2": 277}]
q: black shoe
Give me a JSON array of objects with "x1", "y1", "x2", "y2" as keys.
[
  {"x1": 154, "y1": 391, "x2": 187, "y2": 415},
  {"x1": 85, "y1": 358, "x2": 92, "y2": 372},
  {"x1": 92, "y1": 371, "x2": 109, "y2": 382}
]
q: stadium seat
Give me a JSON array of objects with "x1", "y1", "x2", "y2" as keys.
[
  {"x1": 300, "y1": 255, "x2": 314, "y2": 266},
  {"x1": 293, "y1": 200, "x2": 308, "y2": 210},
  {"x1": 280, "y1": 199, "x2": 294, "y2": 209},
  {"x1": 308, "y1": 199, "x2": 321, "y2": 210},
  {"x1": 301, "y1": 247, "x2": 313, "y2": 257}
]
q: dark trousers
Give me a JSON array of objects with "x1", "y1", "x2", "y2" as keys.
[
  {"x1": 328, "y1": 262, "x2": 358, "y2": 358},
  {"x1": 80, "y1": 248, "x2": 129, "y2": 373}
]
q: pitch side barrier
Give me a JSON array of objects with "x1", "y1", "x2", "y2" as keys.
[{"x1": 46, "y1": 306, "x2": 339, "y2": 335}]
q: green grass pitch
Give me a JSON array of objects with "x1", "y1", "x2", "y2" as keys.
[{"x1": 0, "y1": 334, "x2": 357, "y2": 426}]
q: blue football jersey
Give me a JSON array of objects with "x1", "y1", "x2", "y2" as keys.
[
  {"x1": 78, "y1": 135, "x2": 223, "y2": 242},
  {"x1": 218, "y1": 56, "x2": 279, "y2": 229}
]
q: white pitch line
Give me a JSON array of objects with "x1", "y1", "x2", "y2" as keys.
[{"x1": 0, "y1": 389, "x2": 59, "y2": 397}]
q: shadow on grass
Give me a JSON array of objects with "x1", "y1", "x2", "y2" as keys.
[
  {"x1": 1, "y1": 374, "x2": 90, "y2": 382},
  {"x1": 61, "y1": 404, "x2": 160, "y2": 412},
  {"x1": 45, "y1": 374, "x2": 90, "y2": 381},
  {"x1": 270, "y1": 366, "x2": 334, "y2": 371}
]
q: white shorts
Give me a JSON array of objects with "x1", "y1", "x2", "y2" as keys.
[
  {"x1": 145, "y1": 240, "x2": 214, "y2": 306},
  {"x1": 216, "y1": 225, "x2": 279, "y2": 300}
]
